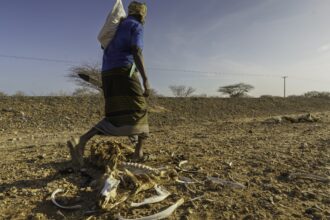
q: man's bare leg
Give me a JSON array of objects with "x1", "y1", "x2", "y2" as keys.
[
  {"x1": 68, "y1": 127, "x2": 100, "y2": 167},
  {"x1": 133, "y1": 134, "x2": 148, "y2": 161}
]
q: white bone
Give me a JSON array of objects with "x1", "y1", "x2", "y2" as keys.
[
  {"x1": 131, "y1": 185, "x2": 171, "y2": 207},
  {"x1": 178, "y1": 160, "x2": 188, "y2": 167},
  {"x1": 51, "y1": 189, "x2": 82, "y2": 210},
  {"x1": 176, "y1": 176, "x2": 196, "y2": 184},
  {"x1": 117, "y1": 198, "x2": 184, "y2": 220},
  {"x1": 120, "y1": 162, "x2": 160, "y2": 174},
  {"x1": 99, "y1": 175, "x2": 120, "y2": 208}
]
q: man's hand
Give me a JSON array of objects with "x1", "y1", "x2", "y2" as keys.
[{"x1": 143, "y1": 80, "x2": 150, "y2": 97}]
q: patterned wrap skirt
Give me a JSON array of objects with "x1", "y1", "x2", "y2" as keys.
[{"x1": 94, "y1": 66, "x2": 149, "y2": 137}]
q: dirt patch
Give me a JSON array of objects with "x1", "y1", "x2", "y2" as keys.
[{"x1": 0, "y1": 97, "x2": 329, "y2": 219}]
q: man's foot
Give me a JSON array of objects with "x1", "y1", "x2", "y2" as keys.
[
  {"x1": 67, "y1": 138, "x2": 84, "y2": 167},
  {"x1": 129, "y1": 153, "x2": 150, "y2": 163}
]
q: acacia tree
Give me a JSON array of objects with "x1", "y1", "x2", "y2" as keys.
[
  {"x1": 304, "y1": 91, "x2": 330, "y2": 98},
  {"x1": 218, "y1": 83, "x2": 254, "y2": 98},
  {"x1": 169, "y1": 85, "x2": 196, "y2": 97},
  {"x1": 67, "y1": 64, "x2": 102, "y2": 92}
]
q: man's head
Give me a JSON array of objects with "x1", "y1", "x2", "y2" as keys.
[{"x1": 128, "y1": 1, "x2": 147, "y2": 24}]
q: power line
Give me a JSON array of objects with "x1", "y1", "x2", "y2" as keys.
[
  {"x1": 0, "y1": 53, "x2": 281, "y2": 78},
  {"x1": 149, "y1": 67, "x2": 281, "y2": 78},
  {"x1": 2, "y1": 54, "x2": 329, "y2": 84},
  {"x1": 0, "y1": 54, "x2": 79, "y2": 64}
]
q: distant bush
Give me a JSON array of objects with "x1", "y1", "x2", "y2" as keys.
[
  {"x1": 287, "y1": 95, "x2": 303, "y2": 98},
  {"x1": 47, "y1": 90, "x2": 71, "y2": 96},
  {"x1": 260, "y1": 95, "x2": 282, "y2": 99},
  {"x1": 169, "y1": 85, "x2": 196, "y2": 97},
  {"x1": 304, "y1": 91, "x2": 330, "y2": 98},
  {"x1": 68, "y1": 64, "x2": 102, "y2": 92},
  {"x1": 0, "y1": 91, "x2": 7, "y2": 97},
  {"x1": 13, "y1": 91, "x2": 26, "y2": 97},
  {"x1": 72, "y1": 88, "x2": 99, "y2": 97},
  {"x1": 193, "y1": 93, "x2": 208, "y2": 98}
]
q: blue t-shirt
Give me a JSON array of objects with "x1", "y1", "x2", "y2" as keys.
[{"x1": 102, "y1": 16, "x2": 144, "y2": 72}]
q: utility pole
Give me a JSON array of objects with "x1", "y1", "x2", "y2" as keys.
[{"x1": 282, "y1": 76, "x2": 288, "y2": 98}]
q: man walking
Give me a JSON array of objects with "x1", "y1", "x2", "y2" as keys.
[{"x1": 68, "y1": 1, "x2": 150, "y2": 167}]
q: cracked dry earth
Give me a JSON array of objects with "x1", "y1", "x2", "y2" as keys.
[{"x1": 0, "y1": 97, "x2": 330, "y2": 220}]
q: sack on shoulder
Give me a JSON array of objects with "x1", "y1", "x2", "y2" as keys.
[{"x1": 98, "y1": 0, "x2": 126, "y2": 49}]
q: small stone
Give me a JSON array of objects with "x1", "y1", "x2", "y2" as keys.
[
  {"x1": 300, "y1": 142, "x2": 308, "y2": 149},
  {"x1": 273, "y1": 195, "x2": 282, "y2": 202},
  {"x1": 38, "y1": 154, "x2": 46, "y2": 159},
  {"x1": 11, "y1": 187, "x2": 18, "y2": 193},
  {"x1": 305, "y1": 207, "x2": 318, "y2": 215},
  {"x1": 30, "y1": 213, "x2": 47, "y2": 220},
  {"x1": 242, "y1": 215, "x2": 254, "y2": 220}
]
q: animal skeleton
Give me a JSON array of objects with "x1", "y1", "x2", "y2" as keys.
[
  {"x1": 88, "y1": 140, "x2": 177, "y2": 213},
  {"x1": 54, "y1": 140, "x2": 184, "y2": 219}
]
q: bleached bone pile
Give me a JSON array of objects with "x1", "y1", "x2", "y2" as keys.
[
  {"x1": 89, "y1": 140, "x2": 183, "y2": 218},
  {"x1": 52, "y1": 140, "x2": 248, "y2": 218}
]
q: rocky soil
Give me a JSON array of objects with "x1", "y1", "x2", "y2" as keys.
[{"x1": 0, "y1": 96, "x2": 329, "y2": 220}]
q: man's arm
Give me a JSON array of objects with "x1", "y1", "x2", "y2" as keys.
[{"x1": 132, "y1": 45, "x2": 150, "y2": 97}]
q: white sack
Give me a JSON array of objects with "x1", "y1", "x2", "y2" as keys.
[{"x1": 98, "y1": 0, "x2": 126, "y2": 49}]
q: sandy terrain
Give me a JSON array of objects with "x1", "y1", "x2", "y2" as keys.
[{"x1": 0, "y1": 97, "x2": 329, "y2": 220}]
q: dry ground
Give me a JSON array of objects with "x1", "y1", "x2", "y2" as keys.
[{"x1": 0, "y1": 97, "x2": 329, "y2": 220}]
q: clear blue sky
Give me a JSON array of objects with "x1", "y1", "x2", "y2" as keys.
[{"x1": 1, "y1": 0, "x2": 330, "y2": 96}]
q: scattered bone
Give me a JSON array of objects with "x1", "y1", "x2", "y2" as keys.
[
  {"x1": 108, "y1": 194, "x2": 129, "y2": 210},
  {"x1": 123, "y1": 169, "x2": 156, "y2": 195},
  {"x1": 175, "y1": 160, "x2": 200, "y2": 173},
  {"x1": 98, "y1": 175, "x2": 120, "y2": 209},
  {"x1": 117, "y1": 198, "x2": 184, "y2": 220},
  {"x1": 190, "y1": 195, "x2": 205, "y2": 202},
  {"x1": 288, "y1": 173, "x2": 330, "y2": 183},
  {"x1": 134, "y1": 174, "x2": 157, "y2": 195},
  {"x1": 56, "y1": 210, "x2": 66, "y2": 219},
  {"x1": 175, "y1": 160, "x2": 199, "y2": 173},
  {"x1": 120, "y1": 162, "x2": 160, "y2": 175},
  {"x1": 178, "y1": 160, "x2": 188, "y2": 168},
  {"x1": 131, "y1": 185, "x2": 171, "y2": 207},
  {"x1": 206, "y1": 177, "x2": 246, "y2": 189},
  {"x1": 188, "y1": 174, "x2": 204, "y2": 184},
  {"x1": 183, "y1": 183, "x2": 197, "y2": 194},
  {"x1": 51, "y1": 189, "x2": 82, "y2": 210},
  {"x1": 176, "y1": 176, "x2": 197, "y2": 184},
  {"x1": 226, "y1": 161, "x2": 233, "y2": 168}
]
